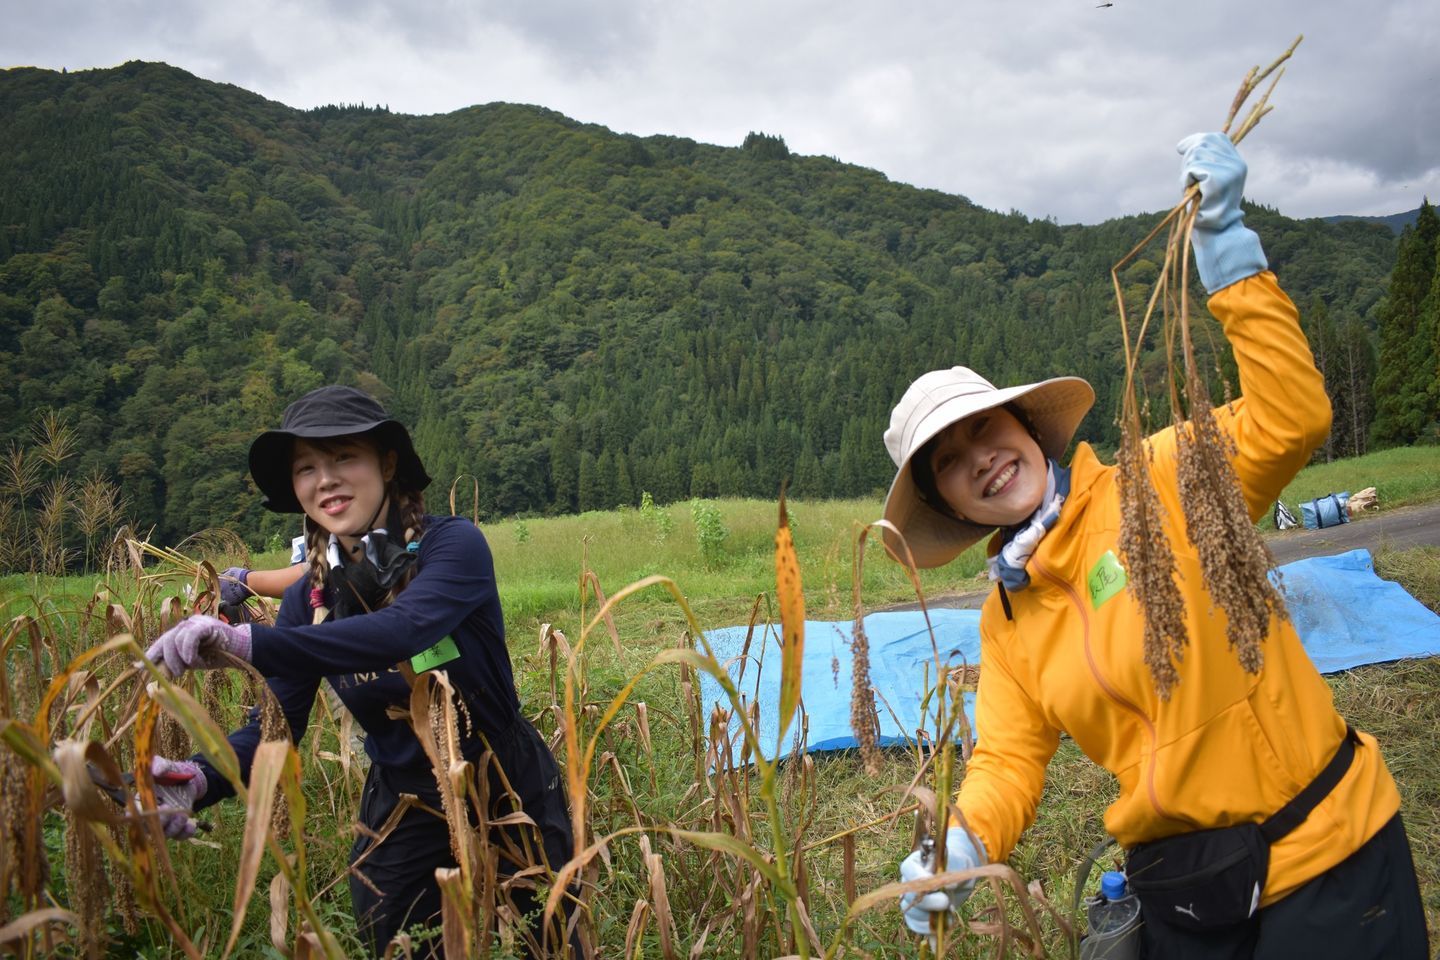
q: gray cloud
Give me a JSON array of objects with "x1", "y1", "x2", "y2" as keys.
[
  {"x1": 300, "y1": 0, "x2": 665, "y2": 73},
  {"x1": 2, "y1": 0, "x2": 1436, "y2": 221}
]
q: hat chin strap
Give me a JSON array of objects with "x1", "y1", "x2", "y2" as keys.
[
  {"x1": 364, "y1": 495, "x2": 389, "y2": 535},
  {"x1": 341, "y1": 496, "x2": 390, "y2": 555}
]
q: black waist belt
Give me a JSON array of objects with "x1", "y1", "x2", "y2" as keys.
[{"x1": 1259, "y1": 724, "x2": 1360, "y2": 844}]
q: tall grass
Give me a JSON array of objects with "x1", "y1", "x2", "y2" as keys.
[
  {"x1": 482, "y1": 497, "x2": 988, "y2": 636},
  {"x1": 1277, "y1": 446, "x2": 1440, "y2": 514},
  {"x1": 2, "y1": 470, "x2": 1437, "y2": 956},
  {"x1": 0, "y1": 411, "x2": 129, "y2": 578},
  {"x1": 0, "y1": 504, "x2": 1077, "y2": 958},
  {"x1": 0, "y1": 554, "x2": 346, "y2": 959}
]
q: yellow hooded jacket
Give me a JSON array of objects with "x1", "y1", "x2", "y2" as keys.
[{"x1": 956, "y1": 271, "x2": 1400, "y2": 906}]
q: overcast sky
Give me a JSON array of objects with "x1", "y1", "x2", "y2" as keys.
[{"x1": 4, "y1": 0, "x2": 1437, "y2": 224}]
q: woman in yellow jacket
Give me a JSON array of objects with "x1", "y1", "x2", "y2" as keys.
[{"x1": 885, "y1": 134, "x2": 1428, "y2": 958}]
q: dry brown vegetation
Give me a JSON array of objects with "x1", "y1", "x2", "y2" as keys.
[
  {"x1": 0, "y1": 503, "x2": 1077, "y2": 959},
  {"x1": 3, "y1": 519, "x2": 1438, "y2": 957},
  {"x1": 0, "y1": 412, "x2": 130, "y2": 579},
  {"x1": 1114, "y1": 38, "x2": 1300, "y2": 698}
]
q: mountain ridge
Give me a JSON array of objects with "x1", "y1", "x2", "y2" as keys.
[
  {"x1": 0, "y1": 61, "x2": 1400, "y2": 548},
  {"x1": 1322, "y1": 208, "x2": 1422, "y2": 235}
]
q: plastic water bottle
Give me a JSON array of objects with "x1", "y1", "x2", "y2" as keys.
[{"x1": 1079, "y1": 871, "x2": 1141, "y2": 960}]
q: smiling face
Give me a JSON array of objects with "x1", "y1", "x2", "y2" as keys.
[
  {"x1": 926, "y1": 406, "x2": 1047, "y2": 528},
  {"x1": 291, "y1": 436, "x2": 398, "y2": 548}
]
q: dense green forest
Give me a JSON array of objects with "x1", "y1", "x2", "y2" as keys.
[{"x1": 0, "y1": 61, "x2": 1417, "y2": 563}]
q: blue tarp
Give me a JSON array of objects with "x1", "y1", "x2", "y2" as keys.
[
  {"x1": 697, "y1": 550, "x2": 1440, "y2": 761},
  {"x1": 1272, "y1": 549, "x2": 1440, "y2": 672}
]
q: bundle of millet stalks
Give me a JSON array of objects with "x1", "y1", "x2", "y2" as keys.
[{"x1": 1113, "y1": 37, "x2": 1302, "y2": 699}]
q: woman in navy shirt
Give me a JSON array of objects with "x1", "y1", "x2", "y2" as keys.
[{"x1": 146, "y1": 385, "x2": 578, "y2": 957}]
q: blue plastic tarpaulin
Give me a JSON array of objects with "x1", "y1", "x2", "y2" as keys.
[
  {"x1": 696, "y1": 550, "x2": 1440, "y2": 762},
  {"x1": 1272, "y1": 549, "x2": 1440, "y2": 672}
]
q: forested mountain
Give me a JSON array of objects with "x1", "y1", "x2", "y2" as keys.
[
  {"x1": 0, "y1": 61, "x2": 1404, "y2": 552},
  {"x1": 1323, "y1": 207, "x2": 1422, "y2": 236}
]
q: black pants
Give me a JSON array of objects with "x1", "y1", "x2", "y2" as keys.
[
  {"x1": 1139, "y1": 814, "x2": 1429, "y2": 959},
  {"x1": 348, "y1": 717, "x2": 581, "y2": 958}
]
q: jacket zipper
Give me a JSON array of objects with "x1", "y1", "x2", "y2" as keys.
[{"x1": 1032, "y1": 556, "x2": 1175, "y2": 822}]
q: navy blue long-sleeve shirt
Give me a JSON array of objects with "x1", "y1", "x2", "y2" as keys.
[{"x1": 195, "y1": 515, "x2": 520, "y2": 809}]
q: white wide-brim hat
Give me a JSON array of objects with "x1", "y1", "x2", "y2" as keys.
[{"x1": 881, "y1": 366, "x2": 1095, "y2": 569}]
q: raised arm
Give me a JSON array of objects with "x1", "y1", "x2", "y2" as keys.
[{"x1": 1144, "y1": 134, "x2": 1330, "y2": 518}]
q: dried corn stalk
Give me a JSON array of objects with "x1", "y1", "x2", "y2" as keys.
[{"x1": 1115, "y1": 37, "x2": 1301, "y2": 697}]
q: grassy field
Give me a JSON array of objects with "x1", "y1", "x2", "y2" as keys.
[
  {"x1": 1, "y1": 445, "x2": 1437, "y2": 957},
  {"x1": 476, "y1": 444, "x2": 1440, "y2": 637},
  {"x1": 1276, "y1": 446, "x2": 1440, "y2": 513},
  {"x1": 1255, "y1": 445, "x2": 1440, "y2": 530}
]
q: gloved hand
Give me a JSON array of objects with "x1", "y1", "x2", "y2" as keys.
[
  {"x1": 898, "y1": 826, "x2": 986, "y2": 938},
  {"x1": 219, "y1": 567, "x2": 252, "y2": 606},
  {"x1": 1177, "y1": 132, "x2": 1268, "y2": 294},
  {"x1": 145, "y1": 756, "x2": 207, "y2": 840},
  {"x1": 144, "y1": 614, "x2": 252, "y2": 676}
]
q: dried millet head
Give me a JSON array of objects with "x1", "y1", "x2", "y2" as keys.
[
  {"x1": 848, "y1": 620, "x2": 881, "y2": 776},
  {"x1": 259, "y1": 690, "x2": 293, "y2": 841},
  {"x1": 109, "y1": 825, "x2": 141, "y2": 936},
  {"x1": 1118, "y1": 428, "x2": 1189, "y2": 699},
  {"x1": 63, "y1": 807, "x2": 110, "y2": 954},
  {"x1": 1176, "y1": 373, "x2": 1286, "y2": 677}
]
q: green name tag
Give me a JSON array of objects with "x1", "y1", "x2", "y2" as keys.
[
  {"x1": 410, "y1": 635, "x2": 461, "y2": 673},
  {"x1": 1088, "y1": 551, "x2": 1127, "y2": 609}
]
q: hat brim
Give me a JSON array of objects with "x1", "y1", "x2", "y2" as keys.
[
  {"x1": 881, "y1": 376, "x2": 1095, "y2": 568},
  {"x1": 249, "y1": 420, "x2": 432, "y2": 514}
]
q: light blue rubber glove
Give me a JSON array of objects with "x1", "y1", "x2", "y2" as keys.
[
  {"x1": 898, "y1": 826, "x2": 986, "y2": 937},
  {"x1": 1177, "y1": 132, "x2": 1268, "y2": 294}
]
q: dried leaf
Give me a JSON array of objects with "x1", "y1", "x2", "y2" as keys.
[
  {"x1": 640, "y1": 835, "x2": 677, "y2": 960},
  {"x1": 269, "y1": 871, "x2": 291, "y2": 953},
  {"x1": 224, "y1": 739, "x2": 291, "y2": 958},
  {"x1": 773, "y1": 492, "x2": 805, "y2": 748},
  {"x1": 0, "y1": 907, "x2": 82, "y2": 947},
  {"x1": 624, "y1": 899, "x2": 651, "y2": 959}
]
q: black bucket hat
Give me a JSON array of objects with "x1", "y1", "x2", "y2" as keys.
[{"x1": 248, "y1": 385, "x2": 432, "y2": 514}]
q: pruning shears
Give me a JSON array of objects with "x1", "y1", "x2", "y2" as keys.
[
  {"x1": 216, "y1": 602, "x2": 250, "y2": 626},
  {"x1": 85, "y1": 762, "x2": 213, "y2": 833}
]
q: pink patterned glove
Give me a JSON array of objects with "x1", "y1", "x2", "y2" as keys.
[
  {"x1": 144, "y1": 614, "x2": 252, "y2": 675},
  {"x1": 147, "y1": 756, "x2": 208, "y2": 840}
]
